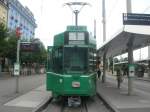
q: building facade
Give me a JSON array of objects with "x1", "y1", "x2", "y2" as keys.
[
  {"x1": 8, "y1": 0, "x2": 37, "y2": 42},
  {"x1": 0, "y1": 0, "x2": 9, "y2": 25}
]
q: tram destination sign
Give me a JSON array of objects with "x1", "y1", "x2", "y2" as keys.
[{"x1": 123, "y1": 13, "x2": 150, "y2": 25}]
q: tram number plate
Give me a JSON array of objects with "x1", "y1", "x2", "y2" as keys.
[{"x1": 72, "y1": 82, "x2": 80, "y2": 88}]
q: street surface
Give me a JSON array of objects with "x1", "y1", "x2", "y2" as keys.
[
  {"x1": 0, "y1": 74, "x2": 45, "y2": 112},
  {"x1": 43, "y1": 95, "x2": 112, "y2": 112}
]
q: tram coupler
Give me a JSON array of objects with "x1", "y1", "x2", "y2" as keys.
[{"x1": 68, "y1": 96, "x2": 81, "y2": 107}]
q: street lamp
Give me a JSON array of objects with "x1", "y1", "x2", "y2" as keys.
[{"x1": 64, "y1": 2, "x2": 91, "y2": 26}]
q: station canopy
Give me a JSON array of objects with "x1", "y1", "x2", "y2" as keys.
[{"x1": 97, "y1": 25, "x2": 150, "y2": 58}]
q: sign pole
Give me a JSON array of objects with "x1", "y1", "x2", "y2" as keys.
[
  {"x1": 14, "y1": 27, "x2": 21, "y2": 93},
  {"x1": 16, "y1": 39, "x2": 20, "y2": 93}
]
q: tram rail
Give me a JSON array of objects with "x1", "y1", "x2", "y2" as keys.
[{"x1": 38, "y1": 93, "x2": 116, "y2": 112}]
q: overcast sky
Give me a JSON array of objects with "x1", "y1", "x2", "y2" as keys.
[{"x1": 19, "y1": 0, "x2": 150, "y2": 50}]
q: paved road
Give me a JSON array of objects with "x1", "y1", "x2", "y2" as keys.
[
  {"x1": 107, "y1": 75, "x2": 150, "y2": 97},
  {"x1": 0, "y1": 74, "x2": 45, "y2": 112}
]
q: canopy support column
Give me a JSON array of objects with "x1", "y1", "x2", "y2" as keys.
[
  {"x1": 102, "y1": 52, "x2": 106, "y2": 83},
  {"x1": 127, "y1": 34, "x2": 134, "y2": 95},
  {"x1": 148, "y1": 46, "x2": 150, "y2": 78}
]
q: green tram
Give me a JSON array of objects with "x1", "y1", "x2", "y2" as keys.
[{"x1": 47, "y1": 26, "x2": 96, "y2": 98}]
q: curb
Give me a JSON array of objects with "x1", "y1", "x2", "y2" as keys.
[
  {"x1": 32, "y1": 97, "x2": 53, "y2": 112},
  {"x1": 97, "y1": 92, "x2": 120, "y2": 112}
]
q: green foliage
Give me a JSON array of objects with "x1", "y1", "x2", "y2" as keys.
[
  {"x1": 0, "y1": 23, "x2": 7, "y2": 40},
  {"x1": 0, "y1": 23, "x2": 8, "y2": 57},
  {"x1": 0, "y1": 23, "x2": 47, "y2": 65},
  {"x1": 0, "y1": 29, "x2": 17, "y2": 63},
  {"x1": 5, "y1": 31, "x2": 17, "y2": 62}
]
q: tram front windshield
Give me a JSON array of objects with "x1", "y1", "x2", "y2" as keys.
[{"x1": 64, "y1": 47, "x2": 88, "y2": 73}]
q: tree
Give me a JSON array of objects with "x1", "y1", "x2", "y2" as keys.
[
  {"x1": 0, "y1": 22, "x2": 47, "y2": 69},
  {"x1": 0, "y1": 23, "x2": 7, "y2": 40},
  {"x1": 0, "y1": 23, "x2": 8, "y2": 57},
  {"x1": 5, "y1": 30, "x2": 18, "y2": 63}
]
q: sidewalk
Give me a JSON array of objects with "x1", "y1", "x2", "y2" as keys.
[
  {"x1": 3, "y1": 85, "x2": 51, "y2": 112},
  {"x1": 107, "y1": 71, "x2": 150, "y2": 82},
  {"x1": 0, "y1": 72, "x2": 45, "y2": 81},
  {"x1": 97, "y1": 78, "x2": 150, "y2": 112}
]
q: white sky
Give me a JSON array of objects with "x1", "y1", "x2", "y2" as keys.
[{"x1": 19, "y1": 0, "x2": 150, "y2": 50}]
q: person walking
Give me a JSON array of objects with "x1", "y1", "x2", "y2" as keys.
[
  {"x1": 116, "y1": 68, "x2": 122, "y2": 89},
  {"x1": 97, "y1": 61, "x2": 101, "y2": 80}
]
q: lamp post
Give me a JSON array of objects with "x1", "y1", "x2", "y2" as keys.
[{"x1": 64, "y1": 2, "x2": 90, "y2": 26}]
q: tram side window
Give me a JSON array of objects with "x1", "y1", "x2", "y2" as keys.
[
  {"x1": 88, "y1": 48, "x2": 96, "y2": 72},
  {"x1": 53, "y1": 47, "x2": 63, "y2": 73},
  {"x1": 47, "y1": 47, "x2": 53, "y2": 71}
]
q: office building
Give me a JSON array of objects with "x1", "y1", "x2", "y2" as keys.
[
  {"x1": 8, "y1": 0, "x2": 37, "y2": 41},
  {"x1": 0, "y1": 0, "x2": 9, "y2": 25}
]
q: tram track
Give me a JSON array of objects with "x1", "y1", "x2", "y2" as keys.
[
  {"x1": 39, "y1": 93, "x2": 115, "y2": 112},
  {"x1": 61, "y1": 97, "x2": 88, "y2": 112},
  {"x1": 62, "y1": 105, "x2": 86, "y2": 112}
]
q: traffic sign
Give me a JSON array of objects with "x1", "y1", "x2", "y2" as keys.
[
  {"x1": 128, "y1": 64, "x2": 135, "y2": 77},
  {"x1": 123, "y1": 13, "x2": 150, "y2": 25},
  {"x1": 14, "y1": 63, "x2": 20, "y2": 76}
]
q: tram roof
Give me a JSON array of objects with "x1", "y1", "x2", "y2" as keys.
[{"x1": 97, "y1": 25, "x2": 150, "y2": 58}]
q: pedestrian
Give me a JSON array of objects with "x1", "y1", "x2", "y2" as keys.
[
  {"x1": 97, "y1": 61, "x2": 101, "y2": 80},
  {"x1": 97, "y1": 69, "x2": 101, "y2": 80},
  {"x1": 10, "y1": 65, "x2": 13, "y2": 76},
  {"x1": 116, "y1": 68, "x2": 122, "y2": 89},
  {"x1": 122, "y1": 64, "x2": 126, "y2": 76}
]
